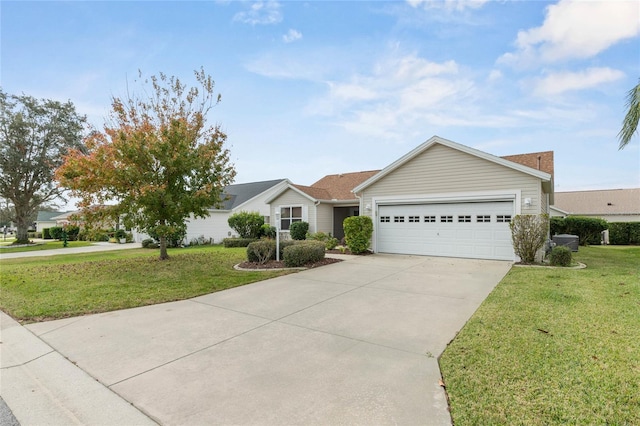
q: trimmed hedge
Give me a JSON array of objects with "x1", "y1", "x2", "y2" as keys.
[
  {"x1": 42, "y1": 228, "x2": 52, "y2": 240},
  {"x1": 343, "y1": 216, "x2": 373, "y2": 254},
  {"x1": 283, "y1": 241, "x2": 325, "y2": 267},
  {"x1": 549, "y1": 245, "x2": 572, "y2": 267},
  {"x1": 228, "y1": 211, "x2": 264, "y2": 239},
  {"x1": 551, "y1": 216, "x2": 608, "y2": 245},
  {"x1": 49, "y1": 226, "x2": 64, "y2": 240},
  {"x1": 224, "y1": 238, "x2": 258, "y2": 248},
  {"x1": 246, "y1": 239, "x2": 296, "y2": 262},
  {"x1": 246, "y1": 240, "x2": 275, "y2": 265},
  {"x1": 289, "y1": 221, "x2": 309, "y2": 240},
  {"x1": 608, "y1": 222, "x2": 640, "y2": 245}
]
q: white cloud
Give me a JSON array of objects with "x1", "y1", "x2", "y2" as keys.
[
  {"x1": 407, "y1": 0, "x2": 488, "y2": 12},
  {"x1": 531, "y1": 67, "x2": 625, "y2": 97},
  {"x1": 233, "y1": 1, "x2": 282, "y2": 25},
  {"x1": 500, "y1": 0, "x2": 640, "y2": 66},
  {"x1": 282, "y1": 29, "x2": 302, "y2": 43}
]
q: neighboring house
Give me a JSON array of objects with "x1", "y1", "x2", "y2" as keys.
[
  {"x1": 552, "y1": 188, "x2": 640, "y2": 222},
  {"x1": 265, "y1": 170, "x2": 380, "y2": 240},
  {"x1": 179, "y1": 179, "x2": 289, "y2": 244},
  {"x1": 35, "y1": 211, "x2": 72, "y2": 232},
  {"x1": 351, "y1": 135, "x2": 554, "y2": 261}
]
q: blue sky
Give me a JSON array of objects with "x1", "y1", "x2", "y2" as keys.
[{"x1": 2, "y1": 0, "x2": 639, "y2": 200}]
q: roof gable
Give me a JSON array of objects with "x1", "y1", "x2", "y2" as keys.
[
  {"x1": 220, "y1": 179, "x2": 287, "y2": 210},
  {"x1": 353, "y1": 135, "x2": 552, "y2": 193}
]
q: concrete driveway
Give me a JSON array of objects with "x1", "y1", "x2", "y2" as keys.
[{"x1": 23, "y1": 254, "x2": 511, "y2": 425}]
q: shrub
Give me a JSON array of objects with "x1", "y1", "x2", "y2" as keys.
[
  {"x1": 289, "y1": 221, "x2": 309, "y2": 240},
  {"x1": 246, "y1": 240, "x2": 275, "y2": 265},
  {"x1": 148, "y1": 223, "x2": 186, "y2": 248},
  {"x1": 49, "y1": 226, "x2": 64, "y2": 240},
  {"x1": 246, "y1": 239, "x2": 296, "y2": 262},
  {"x1": 510, "y1": 214, "x2": 549, "y2": 264},
  {"x1": 549, "y1": 246, "x2": 572, "y2": 267},
  {"x1": 608, "y1": 222, "x2": 640, "y2": 245},
  {"x1": 325, "y1": 237, "x2": 339, "y2": 250},
  {"x1": 343, "y1": 216, "x2": 373, "y2": 254},
  {"x1": 283, "y1": 241, "x2": 325, "y2": 267},
  {"x1": 562, "y1": 216, "x2": 607, "y2": 246},
  {"x1": 141, "y1": 238, "x2": 158, "y2": 249},
  {"x1": 223, "y1": 238, "x2": 257, "y2": 248},
  {"x1": 550, "y1": 217, "x2": 567, "y2": 236},
  {"x1": 189, "y1": 235, "x2": 213, "y2": 246},
  {"x1": 228, "y1": 211, "x2": 264, "y2": 239},
  {"x1": 27, "y1": 232, "x2": 42, "y2": 239},
  {"x1": 42, "y1": 228, "x2": 52, "y2": 240},
  {"x1": 114, "y1": 229, "x2": 127, "y2": 239},
  {"x1": 65, "y1": 225, "x2": 80, "y2": 241},
  {"x1": 308, "y1": 231, "x2": 330, "y2": 241},
  {"x1": 260, "y1": 223, "x2": 276, "y2": 239}
]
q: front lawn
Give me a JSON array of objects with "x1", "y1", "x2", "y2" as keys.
[
  {"x1": 0, "y1": 246, "x2": 292, "y2": 322},
  {"x1": 0, "y1": 240, "x2": 93, "y2": 252},
  {"x1": 440, "y1": 246, "x2": 640, "y2": 425}
]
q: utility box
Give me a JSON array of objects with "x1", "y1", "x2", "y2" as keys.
[{"x1": 552, "y1": 234, "x2": 579, "y2": 252}]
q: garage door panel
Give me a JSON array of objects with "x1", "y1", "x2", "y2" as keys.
[{"x1": 377, "y1": 201, "x2": 514, "y2": 261}]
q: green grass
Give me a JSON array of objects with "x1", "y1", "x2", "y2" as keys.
[
  {"x1": 0, "y1": 237, "x2": 17, "y2": 246},
  {"x1": 0, "y1": 245, "x2": 292, "y2": 323},
  {"x1": 0, "y1": 240, "x2": 93, "y2": 252},
  {"x1": 440, "y1": 246, "x2": 640, "y2": 425}
]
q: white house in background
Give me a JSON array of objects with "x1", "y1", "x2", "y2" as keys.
[
  {"x1": 35, "y1": 211, "x2": 74, "y2": 232},
  {"x1": 178, "y1": 179, "x2": 289, "y2": 244}
]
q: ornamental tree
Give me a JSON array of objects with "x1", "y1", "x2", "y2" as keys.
[
  {"x1": 0, "y1": 90, "x2": 86, "y2": 243},
  {"x1": 56, "y1": 69, "x2": 236, "y2": 260}
]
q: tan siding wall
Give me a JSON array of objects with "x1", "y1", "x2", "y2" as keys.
[
  {"x1": 269, "y1": 189, "x2": 318, "y2": 232},
  {"x1": 315, "y1": 203, "x2": 334, "y2": 234},
  {"x1": 360, "y1": 144, "x2": 542, "y2": 217}
]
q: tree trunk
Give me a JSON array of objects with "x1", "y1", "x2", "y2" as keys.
[
  {"x1": 159, "y1": 235, "x2": 169, "y2": 260},
  {"x1": 14, "y1": 204, "x2": 31, "y2": 244}
]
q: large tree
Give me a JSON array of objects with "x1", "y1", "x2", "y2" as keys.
[
  {"x1": 618, "y1": 79, "x2": 640, "y2": 150},
  {"x1": 56, "y1": 69, "x2": 236, "y2": 260},
  {"x1": 0, "y1": 90, "x2": 86, "y2": 243}
]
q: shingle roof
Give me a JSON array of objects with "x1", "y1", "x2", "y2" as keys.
[
  {"x1": 553, "y1": 188, "x2": 640, "y2": 216},
  {"x1": 36, "y1": 211, "x2": 67, "y2": 221},
  {"x1": 219, "y1": 179, "x2": 287, "y2": 210},
  {"x1": 501, "y1": 151, "x2": 554, "y2": 177},
  {"x1": 292, "y1": 170, "x2": 381, "y2": 201}
]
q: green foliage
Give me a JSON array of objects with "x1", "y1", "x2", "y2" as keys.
[
  {"x1": 325, "y1": 237, "x2": 339, "y2": 250},
  {"x1": 246, "y1": 240, "x2": 296, "y2": 262},
  {"x1": 56, "y1": 69, "x2": 236, "y2": 260},
  {"x1": 618, "y1": 78, "x2": 640, "y2": 150},
  {"x1": 510, "y1": 214, "x2": 549, "y2": 264},
  {"x1": 114, "y1": 229, "x2": 127, "y2": 239},
  {"x1": 283, "y1": 241, "x2": 325, "y2": 267},
  {"x1": 223, "y1": 238, "x2": 257, "y2": 248},
  {"x1": 49, "y1": 226, "x2": 64, "y2": 240},
  {"x1": 550, "y1": 216, "x2": 567, "y2": 236},
  {"x1": 0, "y1": 90, "x2": 86, "y2": 243},
  {"x1": 549, "y1": 245, "x2": 572, "y2": 266},
  {"x1": 148, "y1": 223, "x2": 186, "y2": 248},
  {"x1": 65, "y1": 225, "x2": 80, "y2": 241},
  {"x1": 141, "y1": 238, "x2": 158, "y2": 249},
  {"x1": 608, "y1": 222, "x2": 640, "y2": 245},
  {"x1": 246, "y1": 240, "x2": 275, "y2": 265},
  {"x1": 563, "y1": 216, "x2": 607, "y2": 246},
  {"x1": 309, "y1": 232, "x2": 340, "y2": 250},
  {"x1": 227, "y1": 211, "x2": 264, "y2": 239},
  {"x1": 289, "y1": 221, "x2": 309, "y2": 240},
  {"x1": 260, "y1": 223, "x2": 276, "y2": 239},
  {"x1": 343, "y1": 216, "x2": 373, "y2": 254},
  {"x1": 42, "y1": 228, "x2": 52, "y2": 240}
]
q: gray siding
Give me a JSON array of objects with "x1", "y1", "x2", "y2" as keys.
[
  {"x1": 360, "y1": 144, "x2": 542, "y2": 216},
  {"x1": 315, "y1": 203, "x2": 334, "y2": 235},
  {"x1": 269, "y1": 189, "x2": 317, "y2": 232}
]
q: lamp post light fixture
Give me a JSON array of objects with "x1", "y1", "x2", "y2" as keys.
[{"x1": 275, "y1": 211, "x2": 281, "y2": 262}]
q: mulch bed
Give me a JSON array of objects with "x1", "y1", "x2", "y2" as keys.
[
  {"x1": 237, "y1": 257, "x2": 343, "y2": 270},
  {"x1": 325, "y1": 249, "x2": 373, "y2": 256}
]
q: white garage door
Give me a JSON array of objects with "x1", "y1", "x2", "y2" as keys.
[{"x1": 377, "y1": 201, "x2": 514, "y2": 260}]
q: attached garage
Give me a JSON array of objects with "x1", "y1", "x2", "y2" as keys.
[
  {"x1": 376, "y1": 201, "x2": 514, "y2": 260},
  {"x1": 352, "y1": 136, "x2": 554, "y2": 262}
]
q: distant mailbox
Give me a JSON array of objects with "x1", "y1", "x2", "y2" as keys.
[{"x1": 552, "y1": 234, "x2": 579, "y2": 252}]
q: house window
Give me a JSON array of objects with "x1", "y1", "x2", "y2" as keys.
[
  {"x1": 497, "y1": 215, "x2": 512, "y2": 223},
  {"x1": 394, "y1": 216, "x2": 405, "y2": 223},
  {"x1": 380, "y1": 216, "x2": 390, "y2": 223},
  {"x1": 440, "y1": 215, "x2": 453, "y2": 223},
  {"x1": 458, "y1": 215, "x2": 471, "y2": 223},
  {"x1": 280, "y1": 206, "x2": 302, "y2": 230},
  {"x1": 408, "y1": 216, "x2": 420, "y2": 223},
  {"x1": 424, "y1": 215, "x2": 436, "y2": 223},
  {"x1": 476, "y1": 215, "x2": 491, "y2": 223}
]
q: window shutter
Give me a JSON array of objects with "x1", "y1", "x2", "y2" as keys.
[{"x1": 302, "y1": 205, "x2": 309, "y2": 222}]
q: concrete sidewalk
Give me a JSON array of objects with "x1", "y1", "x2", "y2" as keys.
[
  {"x1": 4, "y1": 254, "x2": 511, "y2": 425},
  {"x1": 0, "y1": 241, "x2": 142, "y2": 260}
]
